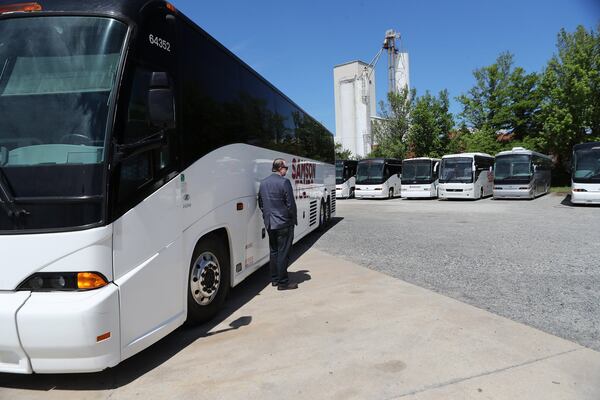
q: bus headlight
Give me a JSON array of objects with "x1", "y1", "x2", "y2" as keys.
[
  {"x1": 573, "y1": 188, "x2": 588, "y2": 192},
  {"x1": 17, "y1": 272, "x2": 108, "y2": 291}
]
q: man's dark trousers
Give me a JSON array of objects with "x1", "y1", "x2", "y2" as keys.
[{"x1": 268, "y1": 226, "x2": 294, "y2": 285}]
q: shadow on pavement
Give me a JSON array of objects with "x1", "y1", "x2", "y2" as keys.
[
  {"x1": 561, "y1": 194, "x2": 573, "y2": 206},
  {"x1": 0, "y1": 217, "x2": 343, "y2": 392}
]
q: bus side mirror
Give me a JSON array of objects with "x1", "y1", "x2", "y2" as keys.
[
  {"x1": 434, "y1": 162, "x2": 439, "y2": 172},
  {"x1": 148, "y1": 72, "x2": 175, "y2": 130},
  {"x1": 472, "y1": 165, "x2": 476, "y2": 172}
]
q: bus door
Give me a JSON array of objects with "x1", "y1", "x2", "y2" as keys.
[{"x1": 111, "y1": 5, "x2": 184, "y2": 359}]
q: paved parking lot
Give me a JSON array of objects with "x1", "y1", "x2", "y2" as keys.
[{"x1": 317, "y1": 193, "x2": 600, "y2": 351}]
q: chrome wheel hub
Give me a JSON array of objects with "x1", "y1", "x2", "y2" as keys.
[{"x1": 190, "y1": 251, "x2": 220, "y2": 305}]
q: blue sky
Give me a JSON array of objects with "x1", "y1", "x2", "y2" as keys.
[{"x1": 173, "y1": 0, "x2": 599, "y2": 135}]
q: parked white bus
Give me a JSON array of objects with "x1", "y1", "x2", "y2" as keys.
[
  {"x1": 493, "y1": 147, "x2": 552, "y2": 199},
  {"x1": 571, "y1": 142, "x2": 600, "y2": 205},
  {"x1": 0, "y1": 0, "x2": 335, "y2": 374},
  {"x1": 354, "y1": 158, "x2": 402, "y2": 199},
  {"x1": 335, "y1": 159, "x2": 358, "y2": 199},
  {"x1": 400, "y1": 157, "x2": 441, "y2": 199},
  {"x1": 438, "y1": 153, "x2": 494, "y2": 200}
]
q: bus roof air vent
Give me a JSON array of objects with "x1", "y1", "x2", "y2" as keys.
[{"x1": 512, "y1": 147, "x2": 526, "y2": 151}]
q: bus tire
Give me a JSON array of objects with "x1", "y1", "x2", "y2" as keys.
[
  {"x1": 480, "y1": 188, "x2": 484, "y2": 199},
  {"x1": 349, "y1": 188, "x2": 355, "y2": 199},
  {"x1": 186, "y1": 235, "x2": 230, "y2": 325},
  {"x1": 318, "y1": 200, "x2": 327, "y2": 230},
  {"x1": 389, "y1": 188, "x2": 394, "y2": 199}
]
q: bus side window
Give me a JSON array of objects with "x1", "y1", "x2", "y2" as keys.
[{"x1": 117, "y1": 68, "x2": 176, "y2": 202}]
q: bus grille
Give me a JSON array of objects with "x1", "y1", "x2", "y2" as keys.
[{"x1": 309, "y1": 200, "x2": 318, "y2": 226}]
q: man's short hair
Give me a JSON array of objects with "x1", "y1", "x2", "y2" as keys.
[{"x1": 272, "y1": 158, "x2": 286, "y2": 172}]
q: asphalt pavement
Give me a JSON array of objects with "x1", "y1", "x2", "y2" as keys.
[{"x1": 316, "y1": 193, "x2": 600, "y2": 352}]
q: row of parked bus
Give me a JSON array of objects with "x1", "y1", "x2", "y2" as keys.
[{"x1": 336, "y1": 142, "x2": 600, "y2": 204}]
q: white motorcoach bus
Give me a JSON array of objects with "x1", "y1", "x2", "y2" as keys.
[
  {"x1": 0, "y1": 0, "x2": 335, "y2": 374},
  {"x1": 354, "y1": 158, "x2": 402, "y2": 199},
  {"x1": 493, "y1": 147, "x2": 552, "y2": 199},
  {"x1": 400, "y1": 157, "x2": 440, "y2": 199},
  {"x1": 335, "y1": 159, "x2": 358, "y2": 199},
  {"x1": 571, "y1": 142, "x2": 600, "y2": 204},
  {"x1": 438, "y1": 153, "x2": 494, "y2": 200}
]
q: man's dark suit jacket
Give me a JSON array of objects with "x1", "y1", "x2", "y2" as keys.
[{"x1": 258, "y1": 173, "x2": 298, "y2": 230}]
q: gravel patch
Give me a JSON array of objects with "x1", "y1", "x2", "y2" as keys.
[{"x1": 315, "y1": 194, "x2": 600, "y2": 351}]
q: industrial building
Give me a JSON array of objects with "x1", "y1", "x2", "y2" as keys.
[{"x1": 333, "y1": 30, "x2": 410, "y2": 158}]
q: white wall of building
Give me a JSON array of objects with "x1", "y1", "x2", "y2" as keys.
[{"x1": 333, "y1": 61, "x2": 376, "y2": 158}]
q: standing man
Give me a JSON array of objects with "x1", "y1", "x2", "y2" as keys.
[{"x1": 258, "y1": 158, "x2": 298, "y2": 290}]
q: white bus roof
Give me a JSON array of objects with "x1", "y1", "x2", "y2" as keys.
[
  {"x1": 403, "y1": 157, "x2": 441, "y2": 162},
  {"x1": 441, "y1": 152, "x2": 493, "y2": 159},
  {"x1": 495, "y1": 147, "x2": 551, "y2": 159}
]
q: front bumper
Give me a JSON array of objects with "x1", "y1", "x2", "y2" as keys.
[
  {"x1": 571, "y1": 191, "x2": 600, "y2": 204},
  {"x1": 355, "y1": 189, "x2": 387, "y2": 198},
  {"x1": 401, "y1": 185, "x2": 436, "y2": 198},
  {"x1": 493, "y1": 188, "x2": 533, "y2": 199},
  {"x1": 438, "y1": 189, "x2": 474, "y2": 199},
  {"x1": 0, "y1": 284, "x2": 120, "y2": 374}
]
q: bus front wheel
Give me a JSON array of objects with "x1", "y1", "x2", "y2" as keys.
[{"x1": 186, "y1": 235, "x2": 230, "y2": 325}]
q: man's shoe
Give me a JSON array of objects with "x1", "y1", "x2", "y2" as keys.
[{"x1": 277, "y1": 282, "x2": 298, "y2": 291}]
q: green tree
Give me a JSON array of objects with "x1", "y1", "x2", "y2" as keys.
[
  {"x1": 538, "y1": 24, "x2": 600, "y2": 174},
  {"x1": 407, "y1": 89, "x2": 453, "y2": 157},
  {"x1": 334, "y1": 142, "x2": 353, "y2": 160},
  {"x1": 370, "y1": 88, "x2": 414, "y2": 159},
  {"x1": 457, "y1": 52, "x2": 542, "y2": 152}
]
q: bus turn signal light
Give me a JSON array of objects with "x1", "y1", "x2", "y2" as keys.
[
  {"x1": 77, "y1": 272, "x2": 108, "y2": 290},
  {"x1": 96, "y1": 332, "x2": 111, "y2": 342},
  {"x1": 0, "y1": 2, "x2": 42, "y2": 13}
]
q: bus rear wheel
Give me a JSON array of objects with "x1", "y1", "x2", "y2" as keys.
[
  {"x1": 318, "y1": 200, "x2": 327, "y2": 230},
  {"x1": 186, "y1": 235, "x2": 230, "y2": 325},
  {"x1": 389, "y1": 188, "x2": 394, "y2": 199}
]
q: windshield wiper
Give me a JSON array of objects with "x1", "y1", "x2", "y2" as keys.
[{"x1": 0, "y1": 167, "x2": 30, "y2": 220}]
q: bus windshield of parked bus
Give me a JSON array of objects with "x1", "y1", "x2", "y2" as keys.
[
  {"x1": 573, "y1": 147, "x2": 600, "y2": 183},
  {"x1": 0, "y1": 16, "x2": 127, "y2": 167},
  {"x1": 335, "y1": 160, "x2": 344, "y2": 184},
  {"x1": 494, "y1": 154, "x2": 532, "y2": 183},
  {"x1": 440, "y1": 158, "x2": 473, "y2": 183},
  {"x1": 356, "y1": 160, "x2": 385, "y2": 184},
  {"x1": 402, "y1": 160, "x2": 432, "y2": 184}
]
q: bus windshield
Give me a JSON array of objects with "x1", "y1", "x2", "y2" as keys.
[
  {"x1": 440, "y1": 158, "x2": 473, "y2": 183},
  {"x1": 494, "y1": 154, "x2": 532, "y2": 184},
  {"x1": 356, "y1": 160, "x2": 384, "y2": 184},
  {"x1": 573, "y1": 147, "x2": 600, "y2": 183},
  {"x1": 335, "y1": 161, "x2": 344, "y2": 184},
  {"x1": 0, "y1": 16, "x2": 127, "y2": 231},
  {"x1": 0, "y1": 16, "x2": 127, "y2": 166},
  {"x1": 402, "y1": 160, "x2": 432, "y2": 184}
]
